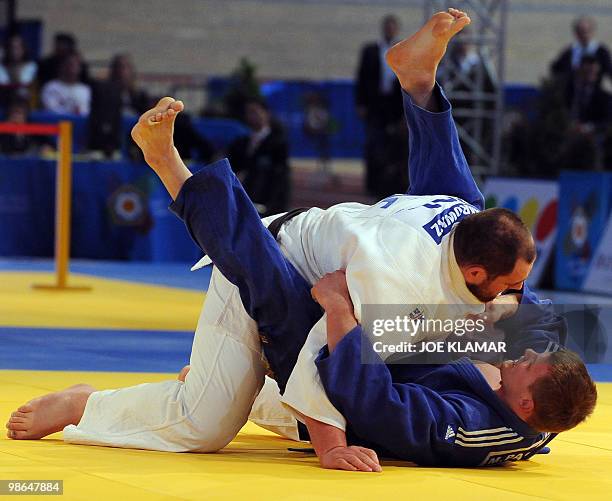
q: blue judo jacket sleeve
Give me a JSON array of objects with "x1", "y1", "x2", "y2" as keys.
[
  {"x1": 498, "y1": 285, "x2": 564, "y2": 358},
  {"x1": 316, "y1": 327, "x2": 464, "y2": 465},
  {"x1": 403, "y1": 84, "x2": 484, "y2": 211},
  {"x1": 169, "y1": 159, "x2": 323, "y2": 391}
]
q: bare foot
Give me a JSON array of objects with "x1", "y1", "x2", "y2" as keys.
[
  {"x1": 131, "y1": 97, "x2": 192, "y2": 199},
  {"x1": 386, "y1": 8, "x2": 471, "y2": 105},
  {"x1": 131, "y1": 97, "x2": 184, "y2": 167},
  {"x1": 6, "y1": 384, "x2": 95, "y2": 440},
  {"x1": 178, "y1": 365, "x2": 191, "y2": 382}
]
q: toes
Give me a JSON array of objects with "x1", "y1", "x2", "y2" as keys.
[
  {"x1": 11, "y1": 430, "x2": 28, "y2": 440},
  {"x1": 7, "y1": 421, "x2": 28, "y2": 431},
  {"x1": 155, "y1": 96, "x2": 176, "y2": 109},
  {"x1": 18, "y1": 404, "x2": 33, "y2": 413},
  {"x1": 169, "y1": 100, "x2": 184, "y2": 113}
]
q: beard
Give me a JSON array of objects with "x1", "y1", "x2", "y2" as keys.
[{"x1": 467, "y1": 281, "x2": 499, "y2": 303}]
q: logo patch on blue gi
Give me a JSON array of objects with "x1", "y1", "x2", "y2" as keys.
[
  {"x1": 423, "y1": 202, "x2": 479, "y2": 244},
  {"x1": 445, "y1": 425, "x2": 456, "y2": 442}
]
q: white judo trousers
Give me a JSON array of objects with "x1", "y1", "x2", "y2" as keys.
[{"x1": 63, "y1": 266, "x2": 299, "y2": 451}]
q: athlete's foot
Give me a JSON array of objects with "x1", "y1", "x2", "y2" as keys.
[
  {"x1": 178, "y1": 365, "x2": 191, "y2": 382},
  {"x1": 131, "y1": 97, "x2": 192, "y2": 200},
  {"x1": 386, "y1": 8, "x2": 470, "y2": 107},
  {"x1": 5, "y1": 384, "x2": 95, "y2": 440}
]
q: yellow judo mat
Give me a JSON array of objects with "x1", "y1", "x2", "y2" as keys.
[{"x1": 1, "y1": 270, "x2": 611, "y2": 500}]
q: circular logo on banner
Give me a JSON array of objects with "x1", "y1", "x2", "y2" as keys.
[
  {"x1": 109, "y1": 185, "x2": 147, "y2": 226},
  {"x1": 570, "y1": 207, "x2": 589, "y2": 249}
]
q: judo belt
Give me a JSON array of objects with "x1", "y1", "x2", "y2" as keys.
[
  {"x1": 267, "y1": 207, "x2": 310, "y2": 240},
  {"x1": 268, "y1": 206, "x2": 312, "y2": 442}
]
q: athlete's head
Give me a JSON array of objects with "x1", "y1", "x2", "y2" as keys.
[
  {"x1": 498, "y1": 348, "x2": 597, "y2": 433},
  {"x1": 453, "y1": 208, "x2": 536, "y2": 302}
]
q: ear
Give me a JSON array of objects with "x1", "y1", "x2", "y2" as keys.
[
  {"x1": 518, "y1": 397, "x2": 535, "y2": 417},
  {"x1": 461, "y1": 265, "x2": 488, "y2": 285}
]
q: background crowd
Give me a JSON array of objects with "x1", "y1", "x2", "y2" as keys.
[{"x1": 0, "y1": 13, "x2": 611, "y2": 213}]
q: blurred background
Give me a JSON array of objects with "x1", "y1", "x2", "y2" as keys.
[{"x1": 1, "y1": 0, "x2": 612, "y2": 297}]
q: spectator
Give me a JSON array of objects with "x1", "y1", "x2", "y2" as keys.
[
  {"x1": 37, "y1": 32, "x2": 90, "y2": 86},
  {"x1": 566, "y1": 55, "x2": 611, "y2": 129},
  {"x1": 227, "y1": 98, "x2": 290, "y2": 216},
  {"x1": 0, "y1": 33, "x2": 37, "y2": 90},
  {"x1": 562, "y1": 55, "x2": 611, "y2": 170},
  {"x1": 550, "y1": 16, "x2": 611, "y2": 85},
  {"x1": 88, "y1": 54, "x2": 150, "y2": 157},
  {"x1": 355, "y1": 14, "x2": 407, "y2": 197},
  {"x1": 303, "y1": 91, "x2": 333, "y2": 173},
  {"x1": 0, "y1": 97, "x2": 53, "y2": 155},
  {"x1": 41, "y1": 53, "x2": 91, "y2": 115}
]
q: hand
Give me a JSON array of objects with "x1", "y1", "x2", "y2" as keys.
[
  {"x1": 469, "y1": 294, "x2": 520, "y2": 326},
  {"x1": 311, "y1": 271, "x2": 353, "y2": 315},
  {"x1": 320, "y1": 445, "x2": 382, "y2": 472}
]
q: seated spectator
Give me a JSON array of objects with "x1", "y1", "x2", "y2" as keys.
[
  {"x1": 551, "y1": 16, "x2": 611, "y2": 85},
  {"x1": 37, "y1": 32, "x2": 90, "y2": 86},
  {"x1": 41, "y1": 53, "x2": 91, "y2": 116},
  {"x1": 88, "y1": 54, "x2": 150, "y2": 157},
  {"x1": 0, "y1": 97, "x2": 53, "y2": 156},
  {"x1": 227, "y1": 98, "x2": 290, "y2": 216},
  {"x1": 0, "y1": 33, "x2": 37, "y2": 92}
]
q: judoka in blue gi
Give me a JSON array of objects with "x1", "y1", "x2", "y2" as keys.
[{"x1": 7, "y1": 8, "x2": 596, "y2": 471}]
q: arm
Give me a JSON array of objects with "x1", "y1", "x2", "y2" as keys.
[
  {"x1": 298, "y1": 271, "x2": 381, "y2": 472},
  {"x1": 315, "y1": 326, "x2": 465, "y2": 465},
  {"x1": 496, "y1": 284, "x2": 564, "y2": 358}
]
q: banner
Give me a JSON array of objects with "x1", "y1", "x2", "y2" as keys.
[
  {"x1": 582, "y1": 215, "x2": 612, "y2": 294},
  {"x1": 483, "y1": 177, "x2": 558, "y2": 287},
  {"x1": 555, "y1": 172, "x2": 612, "y2": 291}
]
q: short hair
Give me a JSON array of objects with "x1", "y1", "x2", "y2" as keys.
[
  {"x1": 453, "y1": 208, "x2": 536, "y2": 278},
  {"x1": 55, "y1": 32, "x2": 76, "y2": 48},
  {"x1": 382, "y1": 14, "x2": 400, "y2": 26},
  {"x1": 528, "y1": 349, "x2": 597, "y2": 433},
  {"x1": 573, "y1": 16, "x2": 595, "y2": 33}
]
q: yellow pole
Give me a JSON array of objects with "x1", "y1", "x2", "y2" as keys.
[
  {"x1": 34, "y1": 121, "x2": 90, "y2": 291},
  {"x1": 56, "y1": 121, "x2": 72, "y2": 287}
]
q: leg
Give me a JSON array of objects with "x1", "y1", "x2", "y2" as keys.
[
  {"x1": 134, "y1": 98, "x2": 322, "y2": 393},
  {"x1": 385, "y1": 8, "x2": 484, "y2": 210},
  {"x1": 9, "y1": 268, "x2": 266, "y2": 452}
]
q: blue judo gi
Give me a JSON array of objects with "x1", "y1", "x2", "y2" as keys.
[{"x1": 169, "y1": 84, "x2": 560, "y2": 466}]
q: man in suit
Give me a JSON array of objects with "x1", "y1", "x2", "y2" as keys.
[
  {"x1": 356, "y1": 14, "x2": 407, "y2": 197},
  {"x1": 227, "y1": 98, "x2": 290, "y2": 217},
  {"x1": 550, "y1": 16, "x2": 611, "y2": 85}
]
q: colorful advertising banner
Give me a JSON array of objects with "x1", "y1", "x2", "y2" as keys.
[{"x1": 483, "y1": 178, "x2": 558, "y2": 287}]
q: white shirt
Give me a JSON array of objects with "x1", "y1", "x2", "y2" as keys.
[
  {"x1": 379, "y1": 40, "x2": 398, "y2": 95},
  {"x1": 0, "y1": 61, "x2": 37, "y2": 85},
  {"x1": 571, "y1": 40, "x2": 601, "y2": 69},
  {"x1": 41, "y1": 79, "x2": 91, "y2": 116}
]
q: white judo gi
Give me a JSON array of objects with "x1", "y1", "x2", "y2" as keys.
[{"x1": 63, "y1": 195, "x2": 485, "y2": 450}]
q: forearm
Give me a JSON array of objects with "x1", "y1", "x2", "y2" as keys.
[
  {"x1": 326, "y1": 304, "x2": 358, "y2": 353},
  {"x1": 300, "y1": 413, "x2": 347, "y2": 458}
]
